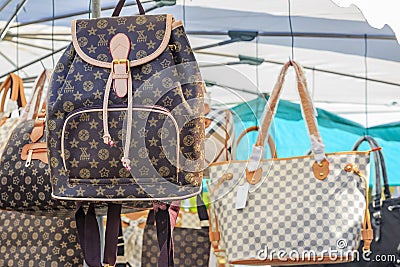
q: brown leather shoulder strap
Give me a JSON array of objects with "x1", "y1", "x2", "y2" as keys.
[{"x1": 237, "y1": 126, "x2": 277, "y2": 158}]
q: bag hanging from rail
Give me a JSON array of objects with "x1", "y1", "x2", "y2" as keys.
[
  {"x1": 0, "y1": 73, "x2": 26, "y2": 156},
  {"x1": 46, "y1": 0, "x2": 205, "y2": 265},
  {"x1": 352, "y1": 136, "x2": 400, "y2": 267},
  {"x1": 208, "y1": 61, "x2": 373, "y2": 265},
  {"x1": 0, "y1": 70, "x2": 76, "y2": 214}
]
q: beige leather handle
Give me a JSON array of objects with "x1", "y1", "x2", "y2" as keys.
[
  {"x1": 236, "y1": 126, "x2": 277, "y2": 158},
  {"x1": 20, "y1": 70, "x2": 51, "y2": 122},
  {"x1": 0, "y1": 73, "x2": 26, "y2": 127},
  {"x1": 0, "y1": 76, "x2": 12, "y2": 110},
  {"x1": 255, "y1": 61, "x2": 322, "y2": 151},
  {"x1": 0, "y1": 73, "x2": 21, "y2": 112},
  {"x1": 245, "y1": 61, "x2": 327, "y2": 183}
]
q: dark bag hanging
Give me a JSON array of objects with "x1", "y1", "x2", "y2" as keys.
[
  {"x1": 0, "y1": 70, "x2": 75, "y2": 215},
  {"x1": 352, "y1": 136, "x2": 400, "y2": 267},
  {"x1": 46, "y1": 0, "x2": 205, "y2": 265}
]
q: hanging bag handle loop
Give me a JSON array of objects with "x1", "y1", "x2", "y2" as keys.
[
  {"x1": 353, "y1": 135, "x2": 391, "y2": 202},
  {"x1": 0, "y1": 73, "x2": 26, "y2": 126},
  {"x1": 255, "y1": 61, "x2": 322, "y2": 152},
  {"x1": 112, "y1": 0, "x2": 145, "y2": 16},
  {"x1": 352, "y1": 135, "x2": 390, "y2": 243},
  {"x1": 246, "y1": 61, "x2": 325, "y2": 183},
  {"x1": 236, "y1": 125, "x2": 277, "y2": 158},
  {"x1": 20, "y1": 70, "x2": 51, "y2": 122}
]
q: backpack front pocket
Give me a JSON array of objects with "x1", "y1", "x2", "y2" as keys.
[{"x1": 61, "y1": 105, "x2": 180, "y2": 185}]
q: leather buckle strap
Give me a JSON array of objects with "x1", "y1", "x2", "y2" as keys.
[{"x1": 111, "y1": 59, "x2": 129, "y2": 74}]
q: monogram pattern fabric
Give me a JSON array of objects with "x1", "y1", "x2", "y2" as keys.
[
  {"x1": 0, "y1": 210, "x2": 84, "y2": 267},
  {"x1": 74, "y1": 15, "x2": 168, "y2": 64},
  {"x1": 47, "y1": 15, "x2": 205, "y2": 202},
  {"x1": 0, "y1": 120, "x2": 75, "y2": 214},
  {"x1": 208, "y1": 153, "x2": 370, "y2": 264}
]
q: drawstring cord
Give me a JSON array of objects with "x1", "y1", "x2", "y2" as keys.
[
  {"x1": 122, "y1": 73, "x2": 133, "y2": 171},
  {"x1": 103, "y1": 70, "x2": 133, "y2": 171},
  {"x1": 103, "y1": 74, "x2": 114, "y2": 146}
]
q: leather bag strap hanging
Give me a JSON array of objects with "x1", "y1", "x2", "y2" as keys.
[{"x1": 0, "y1": 73, "x2": 26, "y2": 126}]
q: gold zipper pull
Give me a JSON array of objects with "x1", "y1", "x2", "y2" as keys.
[{"x1": 25, "y1": 149, "x2": 33, "y2": 167}]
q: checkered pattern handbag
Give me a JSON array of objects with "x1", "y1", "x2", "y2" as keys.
[{"x1": 208, "y1": 61, "x2": 373, "y2": 265}]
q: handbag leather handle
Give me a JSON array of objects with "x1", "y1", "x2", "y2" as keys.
[
  {"x1": 246, "y1": 61, "x2": 325, "y2": 183},
  {"x1": 255, "y1": 61, "x2": 322, "y2": 150},
  {"x1": 236, "y1": 125, "x2": 277, "y2": 158},
  {"x1": 0, "y1": 73, "x2": 26, "y2": 126},
  {"x1": 352, "y1": 135, "x2": 391, "y2": 203},
  {"x1": 0, "y1": 75, "x2": 12, "y2": 109},
  {"x1": 20, "y1": 70, "x2": 51, "y2": 122},
  {"x1": 0, "y1": 73, "x2": 25, "y2": 113},
  {"x1": 112, "y1": 0, "x2": 145, "y2": 16}
]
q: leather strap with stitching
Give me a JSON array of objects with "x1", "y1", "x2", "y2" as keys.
[{"x1": 255, "y1": 61, "x2": 321, "y2": 148}]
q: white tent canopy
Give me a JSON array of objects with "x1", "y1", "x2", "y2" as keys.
[{"x1": 1, "y1": 0, "x2": 400, "y2": 126}]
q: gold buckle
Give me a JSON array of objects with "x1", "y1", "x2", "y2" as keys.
[{"x1": 111, "y1": 59, "x2": 129, "y2": 74}]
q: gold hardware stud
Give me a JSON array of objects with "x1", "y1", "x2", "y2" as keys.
[{"x1": 344, "y1": 164, "x2": 353, "y2": 172}]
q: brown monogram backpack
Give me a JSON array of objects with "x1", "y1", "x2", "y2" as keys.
[{"x1": 46, "y1": 0, "x2": 205, "y2": 266}]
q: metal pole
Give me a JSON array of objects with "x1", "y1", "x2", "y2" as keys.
[
  {"x1": 187, "y1": 30, "x2": 397, "y2": 41},
  {"x1": 91, "y1": 0, "x2": 101, "y2": 18},
  {"x1": 0, "y1": 0, "x2": 29, "y2": 40},
  {"x1": 91, "y1": 1, "x2": 102, "y2": 265},
  {"x1": 0, "y1": 0, "x2": 13, "y2": 13},
  {"x1": 0, "y1": 45, "x2": 68, "y2": 79},
  {"x1": 196, "y1": 51, "x2": 400, "y2": 87}
]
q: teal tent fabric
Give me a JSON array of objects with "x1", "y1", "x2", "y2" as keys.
[{"x1": 231, "y1": 96, "x2": 400, "y2": 186}]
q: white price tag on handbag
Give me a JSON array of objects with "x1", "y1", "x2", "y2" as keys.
[{"x1": 235, "y1": 183, "x2": 249, "y2": 209}]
